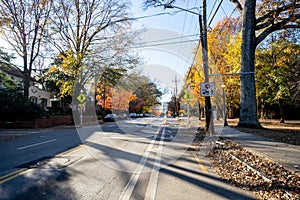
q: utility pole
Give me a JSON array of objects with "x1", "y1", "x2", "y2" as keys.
[
  {"x1": 164, "y1": 1, "x2": 214, "y2": 133},
  {"x1": 199, "y1": 0, "x2": 214, "y2": 134},
  {"x1": 172, "y1": 76, "x2": 179, "y2": 116}
]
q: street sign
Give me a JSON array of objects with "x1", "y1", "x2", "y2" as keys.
[
  {"x1": 200, "y1": 82, "x2": 215, "y2": 97},
  {"x1": 77, "y1": 93, "x2": 86, "y2": 103},
  {"x1": 184, "y1": 93, "x2": 192, "y2": 100}
]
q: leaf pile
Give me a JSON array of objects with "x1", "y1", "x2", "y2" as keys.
[{"x1": 209, "y1": 140, "x2": 300, "y2": 200}]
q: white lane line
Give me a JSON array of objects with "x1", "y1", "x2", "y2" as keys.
[
  {"x1": 119, "y1": 127, "x2": 161, "y2": 200},
  {"x1": 17, "y1": 139, "x2": 57, "y2": 150},
  {"x1": 145, "y1": 127, "x2": 165, "y2": 200},
  {"x1": 109, "y1": 136, "x2": 153, "y2": 141}
]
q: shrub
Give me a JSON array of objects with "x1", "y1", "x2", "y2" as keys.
[{"x1": 0, "y1": 84, "x2": 49, "y2": 121}]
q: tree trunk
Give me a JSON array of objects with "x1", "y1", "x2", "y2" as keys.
[
  {"x1": 279, "y1": 100, "x2": 285, "y2": 123},
  {"x1": 23, "y1": 53, "x2": 30, "y2": 100},
  {"x1": 260, "y1": 103, "x2": 265, "y2": 120},
  {"x1": 198, "y1": 100, "x2": 201, "y2": 120},
  {"x1": 238, "y1": 0, "x2": 261, "y2": 128},
  {"x1": 23, "y1": 70, "x2": 30, "y2": 100}
]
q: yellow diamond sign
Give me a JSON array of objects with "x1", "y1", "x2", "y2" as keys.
[
  {"x1": 184, "y1": 93, "x2": 191, "y2": 100},
  {"x1": 77, "y1": 94, "x2": 86, "y2": 103}
]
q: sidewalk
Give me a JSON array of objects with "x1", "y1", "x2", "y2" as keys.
[{"x1": 220, "y1": 126, "x2": 300, "y2": 175}]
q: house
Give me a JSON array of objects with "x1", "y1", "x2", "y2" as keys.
[{"x1": 0, "y1": 66, "x2": 51, "y2": 108}]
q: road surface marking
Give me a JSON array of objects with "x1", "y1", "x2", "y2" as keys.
[
  {"x1": 109, "y1": 136, "x2": 148, "y2": 140},
  {"x1": 119, "y1": 127, "x2": 162, "y2": 200},
  {"x1": 57, "y1": 144, "x2": 86, "y2": 156},
  {"x1": 193, "y1": 152, "x2": 208, "y2": 174},
  {"x1": 145, "y1": 127, "x2": 165, "y2": 200},
  {"x1": 2, "y1": 142, "x2": 86, "y2": 185},
  {"x1": 17, "y1": 139, "x2": 57, "y2": 150},
  {"x1": 0, "y1": 168, "x2": 32, "y2": 185},
  {"x1": 0, "y1": 169, "x2": 26, "y2": 180}
]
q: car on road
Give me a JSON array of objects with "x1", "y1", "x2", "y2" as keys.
[
  {"x1": 103, "y1": 114, "x2": 118, "y2": 122},
  {"x1": 129, "y1": 113, "x2": 137, "y2": 118}
]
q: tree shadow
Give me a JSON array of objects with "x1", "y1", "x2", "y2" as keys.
[
  {"x1": 0, "y1": 122, "x2": 259, "y2": 199},
  {"x1": 1, "y1": 168, "x2": 76, "y2": 200}
]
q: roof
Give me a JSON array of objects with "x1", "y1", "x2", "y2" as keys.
[
  {"x1": 0, "y1": 66, "x2": 23, "y2": 78},
  {"x1": 0, "y1": 66, "x2": 35, "y2": 81}
]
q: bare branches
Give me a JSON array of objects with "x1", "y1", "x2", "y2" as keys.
[
  {"x1": 143, "y1": 0, "x2": 176, "y2": 9},
  {"x1": 256, "y1": 1, "x2": 300, "y2": 24},
  {"x1": 0, "y1": 0, "x2": 53, "y2": 98},
  {"x1": 256, "y1": 13, "x2": 300, "y2": 45},
  {"x1": 229, "y1": 0, "x2": 243, "y2": 13},
  {"x1": 228, "y1": 0, "x2": 300, "y2": 46},
  {"x1": 255, "y1": 1, "x2": 300, "y2": 46},
  {"x1": 50, "y1": 0, "x2": 131, "y2": 56},
  {"x1": 256, "y1": 2, "x2": 300, "y2": 29},
  {"x1": 0, "y1": 0, "x2": 52, "y2": 66}
]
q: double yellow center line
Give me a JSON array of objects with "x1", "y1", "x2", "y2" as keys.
[
  {"x1": 0, "y1": 168, "x2": 30, "y2": 185},
  {"x1": 1, "y1": 143, "x2": 209, "y2": 186},
  {"x1": 0, "y1": 142, "x2": 88, "y2": 185}
]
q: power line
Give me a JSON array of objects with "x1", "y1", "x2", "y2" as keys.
[
  {"x1": 208, "y1": 0, "x2": 224, "y2": 28},
  {"x1": 208, "y1": 0, "x2": 218, "y2": 21},
  {"x1": 186, "y1": 0, "x2": 200, "y2": 68},
  {"x1": 216, "y1": 7, "x2": 238, "y2": 37},
  {"x1": 130, "y1": 38, "x2": 199, "y2": 49},
  {"x1": 175, "y1": 0, "x2": 191, "y2": 71},
  {"x1": 188, "y1": 2, "x2": 236, "y2": 79},
  {"x1": 90, "y1": 33, "x2": 200, "y2": 48},
  {"x1": 137, "y1": 33, "x2": 200, "y2": 46}
]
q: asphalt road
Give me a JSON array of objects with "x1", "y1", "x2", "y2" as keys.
[
  {"x1": 0, "y1": 128, "x2": 81, "y2": 176},
  {"x1": 0, "y1": 117, "x2": 256, "y2": 200}
]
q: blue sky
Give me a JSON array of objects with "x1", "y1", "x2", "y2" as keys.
[
  {"x1": 129, "y1": 0, "x2": 240, "y2": 101},
  {"x1": 0, "y1": 0, "x2": 240, "y2": 102},
  {"x1": 130, "y1": 0, "x2": 239, "y2": 34}
]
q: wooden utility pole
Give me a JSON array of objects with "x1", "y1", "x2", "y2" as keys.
[
  {"x1": 172, "y1": 76, "x2": 179, "y2": 116},
  {"x1": 164, "y1": 1, "x2": 214, "y2": 133},
  {"x1": 199, "y1": 0, "x2": 214, "y2": 134}
]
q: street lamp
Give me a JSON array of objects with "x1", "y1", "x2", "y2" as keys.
[
  {"x1": 221, "y1": 84, "x2": 228, "y2": 126},
  {"x1": 164, "y1": 2, "x2": 213, "y2": 134}
]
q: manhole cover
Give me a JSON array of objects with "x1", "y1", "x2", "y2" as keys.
[{"x1": 15, "y1": 156, "x2": 82, "y2": 169}]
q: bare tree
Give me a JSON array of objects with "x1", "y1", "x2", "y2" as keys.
[
  {"x1": 0, "y1": 0, "x2": 53, "y2": 99},
  {"x1": 48, "y1": 0, "x2": 139, "y2": 95}
]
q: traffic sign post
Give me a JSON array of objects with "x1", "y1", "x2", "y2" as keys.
[
  {"x1": 184, "y1": 93, "x2": 192, "y2": 100},
  {"x1": 77, "y1": 94, "x2": 86, "y2": 103},
  {"x1": 77, "y1": 93, "x2": 86, "y2": 126},
  {"x1": 184, "y1": 92, "x2": 192, "y2": 124}
]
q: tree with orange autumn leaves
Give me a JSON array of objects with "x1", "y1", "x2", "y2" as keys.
[
  {"x1": 184, "y1": 17, "x2": 242, "y2": 119},
  {"x1": 186, "y1": 14, "x2": 299, "y2": 121},
  {"x1": 95, "y1": 70, "x2": 162, "y2": 115},
  {"x1": 145, "y1": 0, "x2": 300, "y2": 127}
]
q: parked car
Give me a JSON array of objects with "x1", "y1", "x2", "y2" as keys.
[
  {"x1": 129, "y1": 113, "x2": 137, "y2": 118},
  {"x1": 103, "y1": 114, "x2": 118, "y2": 122}
]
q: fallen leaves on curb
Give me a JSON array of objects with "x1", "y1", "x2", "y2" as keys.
[
  {"x1": 227, "y1": 119, "x2": 300, "y2": 146},
  {"x1": 208, "y1": 140, "x2": 300, "y2": 200}
]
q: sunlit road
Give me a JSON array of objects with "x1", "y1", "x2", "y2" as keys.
[{"x1": 0, "y1": 117, "x2": 256, "y2": 200}]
